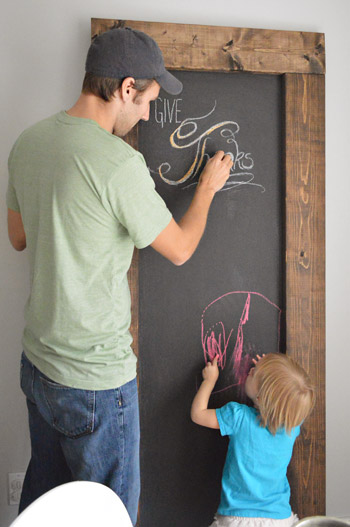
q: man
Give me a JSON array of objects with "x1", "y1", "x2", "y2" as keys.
[{"x1": 7, "y1": 27, "x2": 232, "y2": 524}]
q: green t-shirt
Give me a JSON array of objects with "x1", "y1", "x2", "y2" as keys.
[{"x1": 7, "y1": 111, "x2": 172, "y2": 390}]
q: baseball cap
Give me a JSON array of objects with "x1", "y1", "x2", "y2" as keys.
[{"x1": 85, "y1": 27, "x2": 183, "y2": 95}]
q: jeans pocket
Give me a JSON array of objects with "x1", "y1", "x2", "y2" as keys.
[
  {"x1": 119, "y1": 377, "x2": 138, "y2": 408},
  {"x1": 40, "y1": 377, "x2": 96, "y2": 439}
]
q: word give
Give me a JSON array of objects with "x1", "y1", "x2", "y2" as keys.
[{"x1": 154, "y1": 97, "x2": 182, "y2": 128}]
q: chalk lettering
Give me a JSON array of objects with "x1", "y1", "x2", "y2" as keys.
[
  {"x1": 150, "y1": 101, "x2": 265, "y2": 193},
  {"x1": 154, "y1": 97, "x2": 182, "y2": 128}
]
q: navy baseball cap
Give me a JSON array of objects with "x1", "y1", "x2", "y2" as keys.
[{"x1": 85, "y1": 27, "x2": 183, "y2": 95}]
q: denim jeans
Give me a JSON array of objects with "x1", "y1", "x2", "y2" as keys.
[{"x1": 19, "y1": 352, "x2": 140, "y2": 525}]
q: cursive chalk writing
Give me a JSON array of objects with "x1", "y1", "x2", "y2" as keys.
[{"x1": 150, "y1": 101, "x2": 265, "y2": 193}]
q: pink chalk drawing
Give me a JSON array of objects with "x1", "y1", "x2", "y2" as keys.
[{"x1": 201, "y1": 291, "x2": 282, "y2": 399}]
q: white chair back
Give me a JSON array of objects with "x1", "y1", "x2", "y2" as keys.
[{"x1": 9, "y1": 481, "x2": 133, "y2": 527}]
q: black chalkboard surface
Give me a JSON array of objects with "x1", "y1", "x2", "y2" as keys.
[{"x1": 137, "y1": 71, "x2": 283, "y2": 527}]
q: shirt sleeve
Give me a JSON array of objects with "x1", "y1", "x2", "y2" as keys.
[
  {"x1": 292, "y1": 425, "x2": 301, "y2": 439},
  {"x1": 6, "y1": 182, "x2": 20, "y2": 212},
  {"x1": 6, "y1": 140, "x2": 21, "y2": 212},
  {"x1": 216, "y1": 402, "x2": 246, "y2": 436},
  {"x1": 102, "y1": 154, "x2": 172, "y2": 249}
]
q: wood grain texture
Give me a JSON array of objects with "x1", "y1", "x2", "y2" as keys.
[
  {"x1": 284, "y1": 74, "x2": 325, "y2": 516},
  {"x1": 91, "y1": 18, "x2": 325, "y2": 74}
]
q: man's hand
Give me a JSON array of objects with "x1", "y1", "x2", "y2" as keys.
[
  {"x1": 198, "y1": 150, "x2": 233, "y2": 194},
  {"x1": 202, "y1": 356, "x2": 219, "y2": 385},
  {"x1": 150, "y1": 152, "x2": 233, "y2": 266}
]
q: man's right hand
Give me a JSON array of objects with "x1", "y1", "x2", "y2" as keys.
[
  {"x1": 151, "y1": 151, "x2": 233, "y2": 266},
  {"x1": 198, "y1": 150, "x2": 233, "y2": 194}
]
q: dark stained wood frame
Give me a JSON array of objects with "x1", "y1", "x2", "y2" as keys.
[{"x1": 91, "y1": 18, "x2": 325, "y2": 519}]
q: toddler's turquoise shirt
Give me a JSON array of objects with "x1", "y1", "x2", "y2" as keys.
[{"x1": 216, "y1": 402, "x2": 300, "y2": 519}]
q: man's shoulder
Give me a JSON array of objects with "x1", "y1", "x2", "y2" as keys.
[
  {"x1": 107, "y1": 136, "x2": 144, "y2": 166},
  {"x1": 22, "y1": 112, "x2": 60, "y2": 134},
  {"x1": 8, "y1": 113, "x2": 60, "y2": 165},
  {"x1": 12, "y1": 113, "x2": 61, "y2": 147},
  {"x1": 89, "y1": 134, "x2": 147, "y2": 182}
]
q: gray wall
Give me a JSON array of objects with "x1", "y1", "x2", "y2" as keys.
[{"x1": 1, "y1": 0, "x2": 349, "y2": 525}]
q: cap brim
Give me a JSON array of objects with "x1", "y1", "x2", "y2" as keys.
[{"x1": 156, "y1": 70, "x2": 183, "y2": 95}]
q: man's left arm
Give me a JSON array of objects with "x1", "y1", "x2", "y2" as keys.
[{"x1": 8, "y1": 209, "x2": 26, "y2": 251}]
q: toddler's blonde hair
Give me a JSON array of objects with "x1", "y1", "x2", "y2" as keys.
[{"x1": 254, "y1": 353, "x2": 315, "y2": 435}]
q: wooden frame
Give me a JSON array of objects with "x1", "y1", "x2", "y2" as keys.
[{"x1": 91, "y1": 18, "x2": 325, "y2": 518}]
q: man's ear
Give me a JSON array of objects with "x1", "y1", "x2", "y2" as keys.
[{"x1": 119, "y1": 77, "x2": 136, "y2": 101}]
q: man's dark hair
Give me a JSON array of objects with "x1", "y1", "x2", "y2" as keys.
[{"x1": 82, "y1": 73, "x2": 155, "y2": 102}]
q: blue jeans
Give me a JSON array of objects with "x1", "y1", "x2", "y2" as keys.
[{"x1": 19, "y1": 352, "x2": 140, "y2": 525}]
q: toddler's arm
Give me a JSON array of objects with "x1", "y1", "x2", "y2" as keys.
[{"x1": 191, "y1": 357, "x2": 220, "y2": 429}]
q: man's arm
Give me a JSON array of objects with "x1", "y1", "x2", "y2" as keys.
[
  {"x1": 8, "y1": 209, "x2": 26, "y2": 251},
  {"x1": 191, "y1": 357, "x2": 220, "y2": 429},
  {"x1": 151, "y1": 150, "x2": 232, "y2": 265}
]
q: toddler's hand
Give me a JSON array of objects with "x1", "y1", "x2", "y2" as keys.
[
  {"x1": 202, "y1": 356, "x2": 219, "y2": 384},
  {"x1": 252, "y1": 353, "x2": 266, "y2": 365}
]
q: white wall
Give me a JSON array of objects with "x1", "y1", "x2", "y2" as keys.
[{"x1": 1, "y1": 1, "x2": 349, "y2": 525}]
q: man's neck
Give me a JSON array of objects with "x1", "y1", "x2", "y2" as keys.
[{"x1": 67, "y1": 93, "x2": 116, "y2": 133}]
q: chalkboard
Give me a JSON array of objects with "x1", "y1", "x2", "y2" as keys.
[
  {"x1": 91, "y1": 17, "x2": 326, "y2": 520},
  {"x1": 137, "y1": 71, "x2": 284, "y2": 527}
]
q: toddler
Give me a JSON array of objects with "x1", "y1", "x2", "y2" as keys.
[{"x1": 191, "y1": 353, "x2": 315, "y2": 527}]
